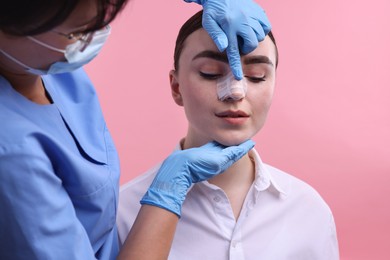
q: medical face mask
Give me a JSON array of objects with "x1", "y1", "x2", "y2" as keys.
[
  {"x1": 216, "y1": 70, "x2": 248, "y2": 101},
  {"x1": 0, "y1": 25, "x2": 111, "y2": 75}
]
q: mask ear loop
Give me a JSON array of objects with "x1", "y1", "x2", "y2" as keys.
[
  {"x1": 216, "y1": 71, "x2": 248, "y2": 101},
  {"x1": 0, "y1": 49, "x2": 37, "y2": 71},
  {"x1": 27, "y1": 37, "x2": 66, "y2": 53}
]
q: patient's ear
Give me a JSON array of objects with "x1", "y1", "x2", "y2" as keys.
[{"x1": 169, "y1": 70, "x2": 183, "y2": 106}]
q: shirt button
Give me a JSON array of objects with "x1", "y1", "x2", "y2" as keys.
[
  {"x1": 231, "y1": 240, "x2": 239, "y2": 248},
  {"x1": 213, "y1": 196, "x2": 221, "y2": 202}
]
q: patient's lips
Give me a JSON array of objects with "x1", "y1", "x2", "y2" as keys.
[{"x1": 215, "y1": 110, "x2": 249, "y2": 125}]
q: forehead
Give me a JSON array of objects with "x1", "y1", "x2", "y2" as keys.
[{"x1": 181, "y1": 28, "x2": 276, "y2": 64}]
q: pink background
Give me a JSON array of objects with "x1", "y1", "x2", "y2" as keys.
[{"x1": 85, "y1": 0, "x2": 390, "y2": 259}]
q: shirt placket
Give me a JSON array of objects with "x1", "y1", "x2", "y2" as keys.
[
  {"x1": 229, "y1": 229, "x2": 245, "y2": 260},
  {"x1": 211, "y1": 189, "x2": 236, "y2": 239},
  {"x1": 228, "y1": 183, "x2": 260, "y2": 260},
  {"x1": 209, "y1": 187, "x2": 249, "y2": 260}
]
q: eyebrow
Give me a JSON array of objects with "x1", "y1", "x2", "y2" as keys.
[
  {"x1": 243, "y1": 56, "x2": 274, "y2": 67},
  {"x1": 192, "y1": 50, "x2": 274, "y2": 67},
  {"x1": 192, "y1": 50, "x2": 228, "y2": 63}
]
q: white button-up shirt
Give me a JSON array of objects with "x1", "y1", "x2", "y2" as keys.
[{"x1": 117, "y1": 145, "x2": 339, "y2": 260}]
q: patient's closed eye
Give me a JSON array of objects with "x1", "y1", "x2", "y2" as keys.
[
  {"x1": 199, "y1": 71, "x2": 223, "y2": 80},
  {"x1": 245, "y1": 75, "x2": 266, "y2": 83}
]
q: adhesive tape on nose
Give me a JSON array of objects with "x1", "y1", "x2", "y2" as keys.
[{"x1": 216, "y1": 71, "x2": 247, "y2": 101}]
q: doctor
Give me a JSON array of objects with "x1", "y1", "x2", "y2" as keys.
[{"x1": 0, "y1": 0, "x2": 270, "y2": 259}]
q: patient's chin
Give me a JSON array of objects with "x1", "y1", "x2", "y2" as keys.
[{"x1": 215, "y1": 138, "x2": 249, "y2": 147}]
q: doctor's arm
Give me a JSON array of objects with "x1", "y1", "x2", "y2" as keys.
[{"x1": 117, "y1": 205, "x2": 178, "y2": 260}]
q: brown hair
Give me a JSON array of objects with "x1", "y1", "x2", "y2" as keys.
[{"x1": 0, "y1": 0, "x2": 129, "y2": 36}]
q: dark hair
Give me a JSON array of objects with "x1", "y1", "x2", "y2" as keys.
[
  {"x1": 173, "y1": 10, "x2": 279, "y2": 71},
  {"x1": 0, "y1": 0, "x2": 129, "y2": 36}
]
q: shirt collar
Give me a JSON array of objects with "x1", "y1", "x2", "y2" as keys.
[{"x1": 249, "y1": 149, "x2": 288, "y2": 197}]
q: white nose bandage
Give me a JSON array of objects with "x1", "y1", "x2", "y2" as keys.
[{"x1": 216, "y1": 71, "x2": 247, "y2": 101}]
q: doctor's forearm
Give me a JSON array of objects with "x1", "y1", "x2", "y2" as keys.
[{"x1": 117, "y1": 205, "x2": 179, "y2": 260}]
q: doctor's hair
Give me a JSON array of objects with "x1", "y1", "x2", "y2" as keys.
[
  {"x1": 0, "y1": 0, "x2": 129, "y2": 36},
  {"x1": 173, "y1": 10, "x2": 278, "y2": 72}
]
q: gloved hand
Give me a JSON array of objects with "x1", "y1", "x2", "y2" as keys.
[
  {"x1": 185, "y1": 0, "x2": 271, "y2": 80},
  {"x1": 140, "y1": 140, "x2": 255, "y2": 217}
]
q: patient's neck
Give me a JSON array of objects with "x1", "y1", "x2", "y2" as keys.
[
  {"x1": 208, "y1": 153, "x2": 255, "y2": 187},
  {"x1": 181, "y1": 137, "x2": 256, "y2": 220},
  {"x1": 210, "y1": 154, "x2": 255, "y2": 220},
  {"x1": 181, "y1": 138, "x2": 255, "y2": 188}
]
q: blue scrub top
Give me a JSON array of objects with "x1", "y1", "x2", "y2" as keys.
[{"x1": 0, "y1": 69, "x2": 120, "y2": 259}]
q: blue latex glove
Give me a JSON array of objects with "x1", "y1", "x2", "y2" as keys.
[
  {"x1": 185, "y1": 0, "x2": 271, "y2": 80},
  {"x1": 140, "y1": 140, "x2": 255, "y2": 217}
]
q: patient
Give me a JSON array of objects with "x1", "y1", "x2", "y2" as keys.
[{"x1": 117, "y1": 10, "x2": 339, "y2": 259}]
